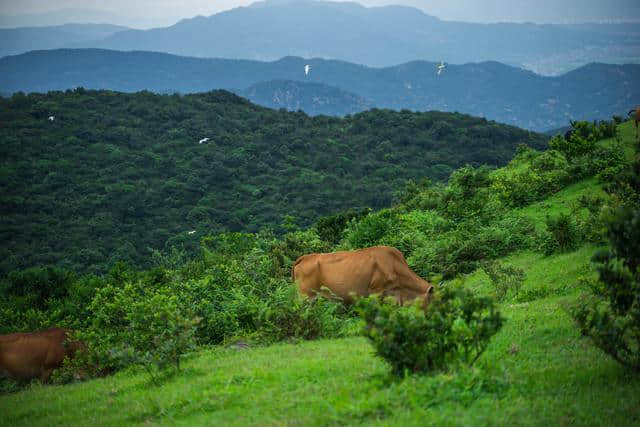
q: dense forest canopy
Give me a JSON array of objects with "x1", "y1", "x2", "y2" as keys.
[{"x1": 0, "y1": 89, "x2": 546, "y2": 275}]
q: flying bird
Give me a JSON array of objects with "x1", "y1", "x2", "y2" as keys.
[
  {"x1": 199, "y1": 137, "x2": 210, "y2": 144},
  {"x1": 48, "y1": 116, "x2": 55, "y2": 121},
  {"x1": 437, "y1": 61, "x2": 447, "y2": 75},
  {"x1": 304, "y1": 64, "x2": 311, "y2": 76},
  {"x1": 188, "y1": 230, "x2": 196, "y2": 235}
]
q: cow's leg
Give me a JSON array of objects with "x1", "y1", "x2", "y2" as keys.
[{"x1": 40, "y1": 368, "x2": 54, "y2": 383}]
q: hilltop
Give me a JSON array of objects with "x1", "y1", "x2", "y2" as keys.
[{"x1": 2, "y1": 49, "x2": 638, "y2": 130}]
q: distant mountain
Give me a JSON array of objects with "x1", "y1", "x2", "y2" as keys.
[
  {"x1": 78, "y1": 0, "x2": 639, "y2": 74},
  {"x1": 239, "y1": 80, "x2": 373, "y2": 116},
  {"x1": 2, "y1": 49, "x2": 638, "y2": 131},
  {"x1": 0, "y1": 24, "x2": 128, "y2": 58},
  {"x1": 0, "y1": 8, "x2": 147, "y2": 29}
]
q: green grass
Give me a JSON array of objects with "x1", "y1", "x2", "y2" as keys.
[
  {"x1": 2, "y1": 245, "x2": 639, "y2": 426},
  {"x1": 517, "y1": 178, "x2": 604, "y2": 231}
]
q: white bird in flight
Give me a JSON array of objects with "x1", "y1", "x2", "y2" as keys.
[
  {"x1": 48, "y1": 115, "x2": 55, "y2": 121},
  {"x1": 188, "y1": 230, "x2": 196, "y2": 235},
  {"x1": 199, "y1": 137, "x2": 210, "y2": 144},
  {"x1": 437, "y1": 61, "x2": 447, "y2": 75},
  {"x1": 304, "y1": 64, "x2": 311, "y2": 76}
]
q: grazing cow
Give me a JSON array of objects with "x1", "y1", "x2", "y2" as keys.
[
  {"x1": 629, "y1": 107, "x2": 640, "y2": 139},
  {"x1": 0, "y1": 328, "x2": 84, "y2": 382},
  {"x1": 292, "y1": 246, "x2": 434, "y2": 306}
]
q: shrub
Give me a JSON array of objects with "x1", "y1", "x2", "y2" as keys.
[
  {"x1": 342, "y1": 209, "x2": 396, "y2": 249},
  {"x1": 542, "y1": 213, "x2": 580, "y2": 255},
  {"x1": 356, "y1": 286, "x2": 503, "y2": 376},
  {"x1": 482, "y1": 261, "x2": 526, "y2": 301},
  {"x1": 84, "y1": 280, "x2": 200, "y2": 376},
  {"x1": 314, "y1": 209, "x2": 371, "y2": 245},
  {"x1": 256, "y1": 281, "x2": 349, "y2": 342},
  {"x1": 409, "y1": 214, "x2": 535, "y2": 279}
]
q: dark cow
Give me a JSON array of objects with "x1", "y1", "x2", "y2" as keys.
[
  {"x1": 292, "y1": 245, "x2": 434, "y2": 306},
  {"x1": 0, "y1": 328, "x2": 84, "y2": 382}
]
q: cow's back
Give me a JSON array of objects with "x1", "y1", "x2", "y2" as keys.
[{"x1": 0, "y1": 328, "x2": 72, "y2": 381}]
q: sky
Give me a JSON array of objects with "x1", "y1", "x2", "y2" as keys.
[{"x1": 1, "y1": 0, "x2": 639, "y2": 28}]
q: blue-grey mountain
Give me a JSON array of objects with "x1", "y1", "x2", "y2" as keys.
[
  {"x1": 1, "y1": 0, "x2": 639, "y2": 75},
  {"x1": 86, "y1": 0, "x2": 640, "y2": 75},
  {"x1": 2, "y1": 49, "x2": 638, "y2": 131},
  {"x1": 0, "y1": 24, "x2": 128, "y2": 58}
]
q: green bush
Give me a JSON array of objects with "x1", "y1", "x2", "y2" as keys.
[
  {"x1": 542, "y1": 213, "x2": 580, "y2": 255},
  {"x1": 84, "y1": 279, "x2": 200, "y2": 376},
  {"x1": 342, "y1": 209, "x2": 396, "y2": 249},
  {"x1": 314, "y1": 209, "x2": 371, "y2": 245},
  {"x1": 482, "y1": 261, "x2": 526, "y2": 301},
  {"x1": 409, "y1": 214, "x2": 535, "y2": 279},
  {"x1": 356, "y1": 286, "x2": 503, "y2": 376}
]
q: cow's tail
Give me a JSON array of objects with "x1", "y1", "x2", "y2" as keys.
[{"x1": 291, "y1": 256, "x2": 304, "y2": 282}]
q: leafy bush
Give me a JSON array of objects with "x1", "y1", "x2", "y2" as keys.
[
  {"x1": 409, "y1": 214, "x2": 535, "y2": 279},
  {"x1": 356, "y1": 286, "x2": 503, "y2": 376},
  {"x1": 342, "y1": 209, "x2": 396, "y2": 249},
  {"x1": 541, "y1": 213, "x2": 580, "y2": 255},
  {"x1": 314, "y1": 209, "x2": 371, "y2": 245},
  {"x1": 255, "y1": 281, "x2": 350, "y2": 342},
  {"x1": 482, "y1": 261, "x2": 526, "y2": 301},
  {"x1": 84, "y1": 279, "x2": 200, "y2": 376}
]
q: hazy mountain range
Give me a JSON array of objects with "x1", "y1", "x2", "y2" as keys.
[
  {"x1": 1, "y1": 49, "x2": 637, "y2": 131},
  {"x1": 0, "y1": 24, "x2": 128, "y2": 58},
  {"x1": 1, "y1": 0, "x2": 639, "y2": 75}
]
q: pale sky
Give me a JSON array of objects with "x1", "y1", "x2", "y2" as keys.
[{"x1": 1, "y1": 0, "x2": 639, "y2": 28}]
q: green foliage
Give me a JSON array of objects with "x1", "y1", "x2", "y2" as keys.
[
  {"x1": 409, "y1": 214, "x2": 535, "y2": 279},
  {"x1": 342, "y1": 209, "x2": 395, "y2": 249},
  {"x1": 356, "y1": 286, "x2": 503, "y2": 376},
  {"x1": 541, "y1": 213, "x2": 580, "y2": 255},
  {"x1": 85, "y1": 279, "x2": 200, "y2": 376},
  {"x1": 482, "y1": 261, "x2": 526, "y2": 301},
  {"x1": 573, "y1": 155, "x2": 640, "y2": 370},
  {"x1": 0, "y1": 90, "x2": 546, "y2": 275},
  {"x1": 314, "y1": 209, "x2": 370, "y2": 245}
]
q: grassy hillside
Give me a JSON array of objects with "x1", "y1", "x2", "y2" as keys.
[
  {"x1": 1, "y1": 121, "x2": 637, "y2": 425},
  {"x1": 0, "y1": 89, "x2": 545, "y2": 275},
  {"x1": 1, "y1": 123, "x2": 637, "y2": 425}
]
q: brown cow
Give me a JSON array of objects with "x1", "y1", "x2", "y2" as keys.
[
  {"x1": 630, "y1": 107, "x2": 640, "y2": 139},
  {"x1": 292, "y1": 245, "x2": 434, "y2": 306},
  {"x1": 0, "y1": 328, "x2": 84, "y2": 382}
]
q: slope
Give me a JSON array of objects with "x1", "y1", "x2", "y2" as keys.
[{"x1": 1, "y1": 121, "x2": 637, "y2": 426}]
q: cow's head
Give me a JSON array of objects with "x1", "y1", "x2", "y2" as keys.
[{"x1": 421, "y1": 284, "x2": 435, "y2": 310}]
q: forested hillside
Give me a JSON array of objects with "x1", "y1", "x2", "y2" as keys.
[{"x1": 0, "y1": 89, "x2": 546, "y2": 275}]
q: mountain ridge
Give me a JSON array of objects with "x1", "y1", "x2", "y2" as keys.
[{"x1": 2, "y1": 48, "x2": 637, "y2": 131}]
